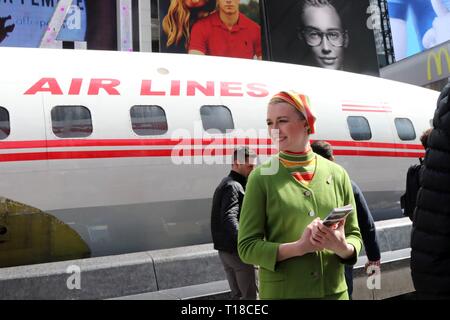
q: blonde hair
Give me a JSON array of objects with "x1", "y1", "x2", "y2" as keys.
[
  {"x1": 269, "y1": 97, "x2": 306, "y2": 121},
  {"x1": 162, "y1": 0, "x2": 191, "y2": 48},
  {"x1": 269, "y1": 97, "x2": 286, "y2": 105}
]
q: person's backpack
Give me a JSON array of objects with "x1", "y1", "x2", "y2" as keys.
[{"x1": 400, "y1": 159, "x2": 423, "y2": 221}]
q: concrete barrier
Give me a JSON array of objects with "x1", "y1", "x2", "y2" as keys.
[
  {"x1": 352, "y1": 217, "x2": 414, "y2": 300},
  {"x1": 150, "y1": 244, "x2": 226, "y2": 291},
  {"x1": 0, "y1": 252, "x2": 157, "y2": 300},
  {"x1": 0, "y1": 218, "x2": 413, "y2": 300}
]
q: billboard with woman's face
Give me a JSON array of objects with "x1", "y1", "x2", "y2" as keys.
[
  {"x1": 159, "y1": 0, "x2": 263, "y2": 59},
  {"x1": 159, "y1": 0, "x2": 216, "y2": 53},
  {"x1": 264, "y1": 0, "x2": 379, "y2": 76}
]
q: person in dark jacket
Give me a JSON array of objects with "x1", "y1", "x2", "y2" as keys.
[
  {"x1": 311, "y1": 140, "x2": 381, "y2": 298},
  {"x1": 411, "y1": 82, "x2": 450, "y2": 299},
  {"x1": 400, "y1": 128, "x2": 432, "y2": 221},
  {"x1": 210, "y1": 146, "x2": 258, "y2": 299}
]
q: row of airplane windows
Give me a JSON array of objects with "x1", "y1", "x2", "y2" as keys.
[{"x1": 0, "y1": 105, "x2": 417, "y2": 142}]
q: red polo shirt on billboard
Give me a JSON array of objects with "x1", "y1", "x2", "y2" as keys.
[{"x1": 188, "y1": 12, "x2": 262, "y2": 59}]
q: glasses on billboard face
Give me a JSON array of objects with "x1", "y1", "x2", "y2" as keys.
[{"x1": 301, "y1": 28, "x2": 346, "y2": 47}]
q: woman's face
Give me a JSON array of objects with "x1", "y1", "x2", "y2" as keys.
[
  {"x1": 184, "y1": 0, "x2": 209, "y2": 9},
  {"x1": 266, "y1": 102, "x2": 309, "y2": 152}
]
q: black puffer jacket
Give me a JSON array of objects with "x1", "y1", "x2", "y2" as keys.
[
  {"x1": 411, "y1": 83, "x2": 450, "y2": 296},
  {"x1": 210, "y1": 171, "x2": 246, "y2": 253}
]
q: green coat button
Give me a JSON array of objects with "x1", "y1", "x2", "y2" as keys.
[{"x1": 326, "y1": 176, "x2": 333, "y2": 184}]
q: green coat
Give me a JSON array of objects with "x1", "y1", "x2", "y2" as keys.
[{"x1": 238, "y1": 154, "x2": 362, "y2": 299}]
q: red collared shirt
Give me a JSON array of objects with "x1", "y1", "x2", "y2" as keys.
[{"x1": 188, "y1": 12, "x2": 262, "y2": 59}]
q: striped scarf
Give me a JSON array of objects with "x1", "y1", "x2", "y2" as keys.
[{"x1": 279, "y1": 147, "x2": 317, "y2": 186}]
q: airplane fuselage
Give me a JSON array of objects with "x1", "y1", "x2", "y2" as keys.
[{"x1": 0, "y1": 48, "x2": 439, "y2": 257}]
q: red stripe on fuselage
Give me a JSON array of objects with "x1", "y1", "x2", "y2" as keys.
[
  {"x1": 321, "y1": 140, "x2": 423, "y2": 150},
  {"x1": 0, "y1": 152, "x2": 48, "y2": 162},
  {"x1": 0, "y1": 149, "x2": 424, "y2": 162},
  {"x1": 0, "y1": 139, "x2": 423, "y2": 150},
  {"x1": 334, "y1": 150, "x2": 424, "y2": 158},
  {"x1": 342, "y1": 104, "x2": 391, "y2": 109},
  {"x1": 0, "y1": 148, "x2": 277, "y2": 162},
  {"x1": 0, "y1": 138, "x2": 274, "y2": 149},
  {"x1": 0, "y1": 139, "x2": 424, "y2": 162},
  {"x1": 342, "y1": 108, "x2": 391, "y2": 113}
]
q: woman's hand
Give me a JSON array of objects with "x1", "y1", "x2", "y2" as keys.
[
  {"x1": 277, "y1": 221, "x2": 322, "y2": 261},
  {"x1": 295, "y1": 221, "x2": 322, "y2": 256},
  {"x1": 310, "y1": 218, "x2": 355, "y2": 259}
]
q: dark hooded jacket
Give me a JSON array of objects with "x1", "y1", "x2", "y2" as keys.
[
  {"x1": 411, "y1": 82, "x2": 450, "y2": 297},
  {"x1": 210, "y1": 171, "x2": 246, "y2": 253}
]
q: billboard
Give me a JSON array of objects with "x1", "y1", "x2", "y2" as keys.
[
  {"x1": 380, "y1": 42, "x2": 450, "y2": 87},
  {"x1": 0, "y1": 0, "x2": 86, "y2": 47},
  {"x1": 159, "y1": 0, "x2": 262, "y2": 59},
  {"x1": 264, "y1": 0, "x2": 379, "y2": 76},
  {"x1": 388, "y1": 0, "x2": 450, "y2": 61}
]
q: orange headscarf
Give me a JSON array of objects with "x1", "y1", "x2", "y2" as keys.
[{"x1": 271, "y1": 90, "x2": 316, "y2": 134}]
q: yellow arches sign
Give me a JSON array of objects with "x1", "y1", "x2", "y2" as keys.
[{"x1": 427, "y1": 47, "x2": 450, "y2": 81}]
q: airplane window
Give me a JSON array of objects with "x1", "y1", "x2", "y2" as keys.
[
  {"x1": 0, "y1": 107, "x2": 10, "y2": 140},
  {"x1": 200, "y1": 105, "x2": 234, "y2": 134},
  {"x1": 395, "y1": 118, "x2": 416, "y2": 141},
  {"x1": 130, "y1": 106, "x2": 168, "y2": 136},
  {"x1": 347, "y1": 116, "x2": 372, "y2": 141},
  {"x1": 51, "y1": 106, "x2": 93, "y2": 138}
]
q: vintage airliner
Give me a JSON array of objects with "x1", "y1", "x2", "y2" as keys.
[{"x1": 0, "y1": 47, "x2": 439, "y2": 267}]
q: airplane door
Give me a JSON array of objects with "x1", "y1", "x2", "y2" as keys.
[
  {"x1": 339, "y1": 101, "x2": 401, "y2": 220},
  {"x1": 41, "y1": 93, "x2": 100, "y2": 211},
  {"x1": 389, "y1": 104, "x2": 430, "y2": 210},
  {"x1": 0, "y1": 83, "x2": 48, "y2": 203},
  {"x1": 0, "y1": 85, "x2": 90, "y2": 268}
]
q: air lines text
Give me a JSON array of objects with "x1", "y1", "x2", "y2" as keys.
[{"x1": 24, "y1": 78, "x2": 269, "y2": 98}]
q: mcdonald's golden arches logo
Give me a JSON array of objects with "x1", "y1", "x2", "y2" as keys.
[{"x1": 427, "y1": 47, "x2": 450, "y2": 81}]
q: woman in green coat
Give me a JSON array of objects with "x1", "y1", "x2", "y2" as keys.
[{"x1": 238, "y1": 90, "x2": 362, "y2": 300}]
